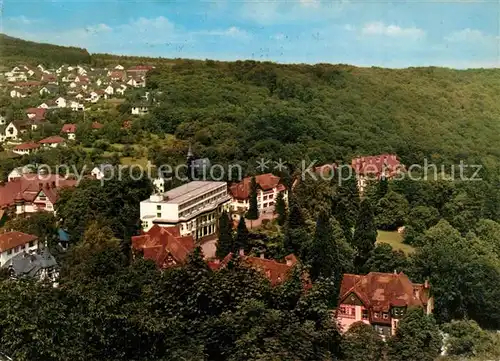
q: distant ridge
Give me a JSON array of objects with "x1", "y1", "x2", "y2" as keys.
[{"x1": 0, "y1": 34, "x2": 91, "y2": 67}]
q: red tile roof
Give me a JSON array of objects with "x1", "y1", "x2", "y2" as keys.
[
  {"x1": 351, "y1": 154, "x2": 402, "y2": 178},
  {"x1": 208, "y1": 252, "x2": 299, "y2": 286},
  {"x1": 0, "y1": 174, "x2": 77, "y2": 209},
  {"x1": 39, "y1": 135, "x2": 66, "y2": 144},
  {"x1": 229, "y1": 173, "x2": 285, "y2": 200},
  {"x1": 14, "y1": 81, "x2": 41, "y2": 88},
  {"x1": 91, "y1": 121, "x2": 103, "y2": 129},
  {"x1": 25, "y1": 108, "x2": 47, "y2": 121},
  {"x1": 339, "y1": 272, "x2": 430, "y2": 313},
  {"x1": 14, "y1": 142, "x2": 40, "y2": 151},
  {"x1": 61, "y1": 123, "x2": 77, "y2": 133},
  {"x1": 0, "y1": 232, "x2": 38, "y2": 252},
  {"x1": 131, "y1": 224, "x2": 195, "y2": 268}
]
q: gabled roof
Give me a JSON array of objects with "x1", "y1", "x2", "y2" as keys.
[
  {"x1": 25, "y1": 107, "x2": 47, "y2": 121},
  {"x1": 14, "y1": 142, "x2": 40, "y2": 151},
  {"x1": 2, "y1": 247, "x2": 58, "y2": 277},
  {"x1": 208, "y1": 252, "x2": 299, "y2": 286},
  {"x1": 229, "y1": 173, "x2": 286, "y2": 200},
  {"x1": 351, "y1": 154, "x2": 402, "y2": 177},
  {"x1": 61, "y1": 123, "x2": 77, "y2": 133},
  {"x1": 0, "y1": 232, "x2": 38, "y2": 252},
  {"x1": 339, "y1": 272, "x2": 429, "y2": 312},
  {"x1": 39, "y1": 135, "x2": 65, "y2": 144},
  {"x1": 0, "y1": 174, "x2": 77, "y2": 209},
  {"x1": 131, "y1": 224, "x2": 195, "y2": 268}
]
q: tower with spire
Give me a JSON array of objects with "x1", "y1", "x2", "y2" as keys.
[{"x1": 187, "y1": 143, "x2": 195, "y2": 181}]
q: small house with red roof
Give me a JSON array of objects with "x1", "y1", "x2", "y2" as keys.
[
  {"x1": 25, "y1": 108, "x2": 47, "y2": 122},
  {"x1": 337, "y1": 272, "x2": 433, "y2": 339},
  {"x1": 351, "y1": 154, "x2": 403, "y2": 193},
  {"x1": 39, "y1": 135, "x2": 66, "y2": 148},
  {"x1": 131, "y1": 224, "x2": 195, "y2": 269},
  {"x1": 13, "y1": 142, "x2": 40, "y2": 155},
  {"x1": 0, "y1": 231, "x2": 39, "y2": 267},
  {"x1": 229, "y1": 173, "x2": 287, "y2": 218},
  {"x1": 61, "y1": 123, "x2": 77, "y2": 140},
  {"x1": 207, "y1": 250, "x2": 305, "y2": 287}
]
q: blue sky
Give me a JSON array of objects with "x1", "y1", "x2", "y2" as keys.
[{"x1": 2, "y1": 0, "x2": 499, "y2": 68}]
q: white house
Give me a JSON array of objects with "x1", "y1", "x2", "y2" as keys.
[
  {"x1": 10, "y1": 89, "x2": 26, "y2": 98},
  {"x1": 229, "y1": 173, "x2": 288, "y2": 219},
  {"x1": 7, "y1": 165, "x2": 36, "y2": 182},
  {"x1": 115, "y1": 65, "x2": 125, "y2": 70},
  {"x1": 116, "y1": 86, "x2": 127, "y2": 95},
  {"x1": 13, "y1": 142, "x2": 40, "y2": 155},
  {"x1": 91, "y1": 164, "x2": 114, "y2": 180},
  {"x1": 55, "y1": 97, "x2": 67, "y2": 108},
  {"x1": 104, "y1": 85, "x2": 114, "y2": 95},
  {"x1": 131, "y1": 105, "x2": 149, "y2": 115},
  {"x1": 0, "y1": 115, "x2": 6, "y2": 126},
  {"x1": 69, "y1": 101, "x2": 84, "y2": 111},
  {"x1": 0, "y1": 232, "x2": 39, "y2": 267},
  {"x1": 3, "y1": 121, "x2": 22, "y2": 141},
  {"x1": 139, "y1": 181, "x2": 231, "y2": 240}
]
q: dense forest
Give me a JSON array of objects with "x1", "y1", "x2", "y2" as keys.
[{"x1": 0, "y1": 34, "x2": 91, "y2": 67}]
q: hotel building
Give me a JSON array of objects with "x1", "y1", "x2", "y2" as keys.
[{"x1": 140, "y1": 181, "x2": 231, "y2": 240}]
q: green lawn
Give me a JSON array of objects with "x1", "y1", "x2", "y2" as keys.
[
  {"x1": 120, "y1": 156, "x2": 150, "y2": 168},
  {"x1": 376, "y1": 230, "x2": 415, "y2": 254}
]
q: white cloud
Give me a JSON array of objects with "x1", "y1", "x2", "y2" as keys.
[
  {"x1": 361, "y1": 22, "x2": 425, "y2": 39},
  {"x1": 201, "y1": 26, "x2": 251, "y2": 39},
  {"x1": 444, "y1": 28, "x2": 492, "y2": 43},
  {"x1": 299, "y1": 0, "x2": 320, "y2": 8},
  {"x1": 8, "y1": 16, "x2": 35, "y2": 25},
  {"x1": 84, "y1": 24, "x2": 112, "y2": 34}
]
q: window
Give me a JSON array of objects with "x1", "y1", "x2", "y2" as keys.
[
  {"x1": 157, "y1": 205, "x2": 161, "y2": 211},
  {"x1": 7, "y1": 249, "x2": 12, "y2": 255},
  {"x1": 383, "y1": 313, "x2": 389, "y2": 320},
  {"x1": 29, "y1": 241, "x2": 34, "y2": 247},
  {"x1": 156, "y1": 212, "x2": 161, "y2": 218},
  {"x1": 362, "y1": 310, "x2": 368, "y2": 320},
  {"x1": 374, "y1": 312, "x2": 380, "y2": 318},
  {"x1": 268, "y1": 194, "x2": 273, "y2": 199}
]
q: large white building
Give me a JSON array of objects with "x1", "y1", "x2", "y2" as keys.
[{"x1": 140, "y1": 181, "x2": 231, "y2": 240}]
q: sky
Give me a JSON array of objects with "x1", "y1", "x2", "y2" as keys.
[{"x1": 1, "y1": 0, "x2": 499, "y2": 68}]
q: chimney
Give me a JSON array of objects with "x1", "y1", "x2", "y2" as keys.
[
  {"x1": 424, "y1": 279, "x2": 429, "y2": 289},
  {"x1": 260, "y1": 253, "x2": 265, "y2": 259},
  {"x1": 238, "y1": 248, "x2": 244, "y2": 256},
  {"x1": 394, "y1": 269, "x2": 397, "y2": 274}
]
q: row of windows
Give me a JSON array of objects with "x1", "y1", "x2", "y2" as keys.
[
  {"x1": 5, "y1": 241, "x2": 35, "y2": 255},
  {"x1": 178, "y1": 186, "x2": 227, "y2": 212},
  {"x1": 179, "y1": 192, "x2": 226, "y2": 219},
  {"x1": 339, "y1": 307, "x2": 393, "y2": 320}
]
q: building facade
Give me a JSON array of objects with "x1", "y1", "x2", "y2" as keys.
[
  {"x1": 229, "y1": 173, "x2": 288, "y2": 219},
  {"x1": 351, "y1": 154, "x2": 403, "y2": 193},
  {"x1": 337, "y1": 272, "x2": 433, "y2": 339},
  {"x1": 0, "y1": 232, "x2": 39, "y2": 267},
  {"x1": 140, "y1": 181, "x2": 231, "y2": 241}
]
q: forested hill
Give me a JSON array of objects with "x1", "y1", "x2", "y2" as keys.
[
  {"x1": 4, "y1": 34, "x2": 500, "y2": 168},
  {"x1": 144, "y1": 62, "x2": 500, "y2": 169},
  {"x1": 0, "y1": 34, "x2": 91, "y2": 67}
]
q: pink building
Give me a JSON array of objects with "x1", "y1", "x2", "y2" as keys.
[
  {"x1": 351, "y1": 154, "x2": 403, "y2": 193},
  {"x1": 337, "y1": 272, "x2": 433, "y2": 339}
]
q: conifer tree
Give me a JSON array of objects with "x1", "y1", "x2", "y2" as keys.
[
  {"x1": 283, "y1": 196, "x2": 309, "y2": 256},
  {"x1": 216, "y1": 211, "x2": 233, "y2": 259},
  {"x1": 246, "y1": 176, "x2": 259, "y2": 220},
  {"x1": 309, "y1": 211, "x2": 337, "y2": 281},
  {"x1": 233, "y1": 216, "x2": 249, "y2": 253},
  {"x1": 353, "y1": 198, "x2": 378, "y2": 271},
  {"x1": 274, "y1": 191, "x2": 287, "y2": 226}
]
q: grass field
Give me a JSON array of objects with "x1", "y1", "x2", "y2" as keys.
[
  {"x1": 120, "y1": 156, "x2": 150, "y2": 168},
  {"x1": 376, "y1": 230, "x2": 415, "y2": 254}
]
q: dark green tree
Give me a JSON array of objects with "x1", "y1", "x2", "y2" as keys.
[
  {"x1": 341, "y1": 322, "x2": 386, "y2": 361},
  {"x1": 352, "y1": 199, "x2": 378, "y2": 271},
  {"x1": 363, "y1": 243, "x2": 409, "y2": 274},
  {"x1": 216, "y1": 210, "x2": 233, "y2": 259},
  {"x1": 274, "y1": 191, "x2": 287, "y2": 226},
  {"x1": 283, "y1": 196, "x2": 310, "y2": 257},
  {"x1": 246, "y1": 176, "x2": 259, "y2": 220},
  {"x1": 387, "y1": 308, "x2": 442, "y2": 361},
  {"x1": 375, "y1": 190, "x2": 409, "y2": 230},
  {"x1": 233, "y1": 216, "x2": 249, "y2": 253}
]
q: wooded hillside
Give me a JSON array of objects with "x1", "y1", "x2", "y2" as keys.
[{"x1": 0, "y1": 34, "x2": 91, "y2": 67}]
